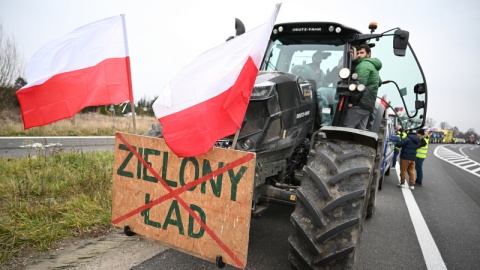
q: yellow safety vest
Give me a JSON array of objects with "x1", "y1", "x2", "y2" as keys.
[
  {"x1": 416, "y1": 137, "x2": 429, "y2": 159},
  {"x1": 395, "y1": 131, "x2": 407, "y2": 150}
]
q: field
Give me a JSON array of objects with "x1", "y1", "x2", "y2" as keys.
[
  {"x1": 0, "y1": 110, "x2": 158, "y2": 268},
  {"x1": 0, "y1": 108, "x2": 157, "y2": 136}
]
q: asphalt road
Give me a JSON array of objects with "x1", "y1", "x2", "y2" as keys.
[
  {"x1": 2, "y1": 138, "x2": 480, "y2": 269},
  {"x1": 0, "y1": 136, "x2": 115, "y2": 158}
]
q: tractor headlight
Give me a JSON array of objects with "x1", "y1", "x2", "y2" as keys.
[
  {"x1": 351, "y1": 73, "x2": 359, "y2": 80},
  {"x1": 251, "y1": 81, "x2": 275, "y2": 100},
  {"x1": 349, "y1": 84, "x2": 357, "y2": 91},
  {"x1": 241, "y1": 138, "x2": 254, "y2": 150},
  {"x1": 357, "y1": 84, "x2": 366, "y2": 91},
  {"x1": 339, "y1": 68, "x2": 350, "y2": 79}
]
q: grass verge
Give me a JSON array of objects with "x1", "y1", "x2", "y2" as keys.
[
  {"x1": 0, "y1": 150, "x2": 114, "y2": 266},
  {"x1": 0, "y1": 108, "x2": 156, "y2": 136}
]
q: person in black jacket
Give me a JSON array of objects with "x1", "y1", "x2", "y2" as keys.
[{"x1": 395, "y1": 130, "x2": 422, "y2": 190}]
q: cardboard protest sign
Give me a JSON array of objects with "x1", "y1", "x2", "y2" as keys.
[{"x1": 111, "y1": 132, "x2": 256, "y2": 268}]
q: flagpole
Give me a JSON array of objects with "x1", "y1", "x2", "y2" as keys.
[
  {"x1": 231, "y1": 129, "x2": 240, "y2": 149},
  {"x1": 130, "y1": 102, "x2": 137, "y2": 134},
  {"x1": 120, "y1": 14, "x2": 136, "y2": 134}
]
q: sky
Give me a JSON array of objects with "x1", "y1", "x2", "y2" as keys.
[{"x1": 1, "y1": 0, "x2": 479, "y2": 133}]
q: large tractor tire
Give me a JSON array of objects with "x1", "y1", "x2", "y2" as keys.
[
  {"x1": 366, "y1": 155, "x2": 381, "y2": 218},
  {"x1": 366, "y1": 117, "x2": 386, "y2": 218},
  {"x1": 288, "y1": 139, "x2": 375, "y2": 269}
]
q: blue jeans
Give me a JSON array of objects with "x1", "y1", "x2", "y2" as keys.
[
  {"x1": 415, "y1": 157, "x2": 425, "y2": 184},
  {"x1": 392, "y1": 149, "x2": 400, "y2": 167}
]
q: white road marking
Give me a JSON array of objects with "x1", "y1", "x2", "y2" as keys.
[
  {"x1": 434, "y1": 146, "x2": 480, "y2": 177},
  {"x1": 455, "y1": 160, "x2": 473, "y2": 165},
  {"x1": 464, "y1": 164, "x2": 479, "y2": 169},
  {"x1": 0, "y1": 136, "x2": 114, "y2": 139},
  {"x1": 19, "y1": 143, "x2": 63, "y2": 148},
  {"x1": 459, "y1": 146, "x2": 469, "y2": 157},
  {"x1": 395, "y1": 164, "x2": 448, "y2": 270},
  {"x1": 445, "y1": 157, "x2": 464, "y2": 161}
]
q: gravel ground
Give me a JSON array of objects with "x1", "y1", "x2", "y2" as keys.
[{"x1": 2, "y1": 227, "x2": 168, "y2": 270}]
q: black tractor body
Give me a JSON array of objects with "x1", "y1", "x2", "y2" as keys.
[{"x1": 220, "y1": 21, "x2": 428, "y2": 269}]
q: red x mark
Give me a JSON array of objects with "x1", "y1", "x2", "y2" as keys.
[{"x1": 112, "y1": 133, "x2": 254, "y2": 268}]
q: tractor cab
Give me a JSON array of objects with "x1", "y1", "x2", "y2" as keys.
[{"x1": 260, "y1": 22, "x2": 427, "y2": 132}]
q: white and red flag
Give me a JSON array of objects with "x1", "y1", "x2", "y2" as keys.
[
  {"x1": 17, "y1": 14, "x2": 133, "y2": 129},
  {"x1": 153, "y1": 4, "x2": 281, "y2": 157},
  {"x1": 380, "y1": 94, "x2": 388, "y2": 108}
]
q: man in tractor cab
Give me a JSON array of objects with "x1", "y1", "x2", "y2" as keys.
[
  {"x1": 343, "y1": 44, "x2": 383, "y2": 130},
  {"x1": 307, "y1": 50, "x2": 327, "y2": 88},
  {"x1": 325, "y1": 56, "x2": 344, "y2": 87}
]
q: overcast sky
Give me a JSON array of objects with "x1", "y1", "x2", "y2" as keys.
[{"x1": 1, "y1": 0, "x2": 479, "y2": 133}]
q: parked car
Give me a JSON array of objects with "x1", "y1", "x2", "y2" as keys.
[{"x1": 378, "y1": 115, "x2": 396, "y2": 190}]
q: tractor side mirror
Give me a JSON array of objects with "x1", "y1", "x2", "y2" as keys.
[
  {"x1": 235, "y1": 18, "x2": 245, "y2": 36},
  {"x1": 226, "y1": 18, "x2": 246, "y2": 41},
  {"x1": 415, "y1": 100, "x2": 425, "y2": 110},
  {"x1": 393, "y1": 30, "x2": 409, "y2": 56},
  {"x1": 414, "y1": 83, "x2": 426, "y2": 94}
]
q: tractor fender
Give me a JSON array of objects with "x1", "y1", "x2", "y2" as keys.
[{"x1": 319, "y1": 126, "x2": 379, "y2": 151}]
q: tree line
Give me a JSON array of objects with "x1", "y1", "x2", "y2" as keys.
[{"x1": 425, "y1": 117, "x2": 478, "y2": 143}]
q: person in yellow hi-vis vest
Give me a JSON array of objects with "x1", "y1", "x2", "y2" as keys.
[
  {"x1": 415, "y1": 129, "x2": 429, "y2": 186},
  {"x1": 392, "y1": 125, "x2": 407, "y2": 168}
]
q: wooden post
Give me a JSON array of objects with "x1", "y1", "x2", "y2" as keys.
[
  {"x1": 130, "y1": 102, "x2": 137, "y2": 134},
  {"x1": 231, "y1": 129, "x2": 240, "y2": 149}
]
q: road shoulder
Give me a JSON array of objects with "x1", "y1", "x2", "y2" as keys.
[{"x1": 7, "y1": 228, "x2": 168, "y2": 270}]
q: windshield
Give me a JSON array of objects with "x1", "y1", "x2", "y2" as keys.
[
  {"x1": 372, "y1": 29, "x2": 427, "y2": 130},
  {"x1": 261, "y1": 40, "x2": 346, "y2": 88},
  {"x1": 259, "y1": 28, "x2": 427, "y2": 131}
]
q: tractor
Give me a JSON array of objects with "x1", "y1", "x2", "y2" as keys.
[
  {"x1": 145, "y1": 19, "x2": 427, "y2": 269},
  {"x1": 218, "y1": 20, "x2": 427, "y2": 269}
]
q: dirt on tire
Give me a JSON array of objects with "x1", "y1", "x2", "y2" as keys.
[{"x1": 288, "y1": 139, "x2": 375, "y2": 269}]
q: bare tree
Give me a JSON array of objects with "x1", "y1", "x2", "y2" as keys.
[
  {"x1": 440, "y1": 121, "x2": 451, "y2": 130},
  {"x1": 466, "y1": 128, "x2": 476, "y2": 135},
  {"x1": 465, "y1": 128, "x2": 477, "y2": 142},
  {"x1": 453, "y1": 126, "x2": 460, "y2": 137},
  {"x1": 0, "y1": 21, "x2": 23, "y2": 87},
  {"x1": 425, "y1": 117, "x2": 436, "y2": 129}
]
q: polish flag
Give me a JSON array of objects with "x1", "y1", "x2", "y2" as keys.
[
  {"x1": 380, "y1": 95, "x2": 388, "y2": 108},
  {"x1": 153, "y1": 4, "x2": 281, "y2": 157},
  {"x1": 17, "y1": 14, "x2": 133, "y2": 129}
]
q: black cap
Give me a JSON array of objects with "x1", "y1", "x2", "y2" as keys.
[{"x1": 417, "y1": 129, "x2": 425, "y2": 135}]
